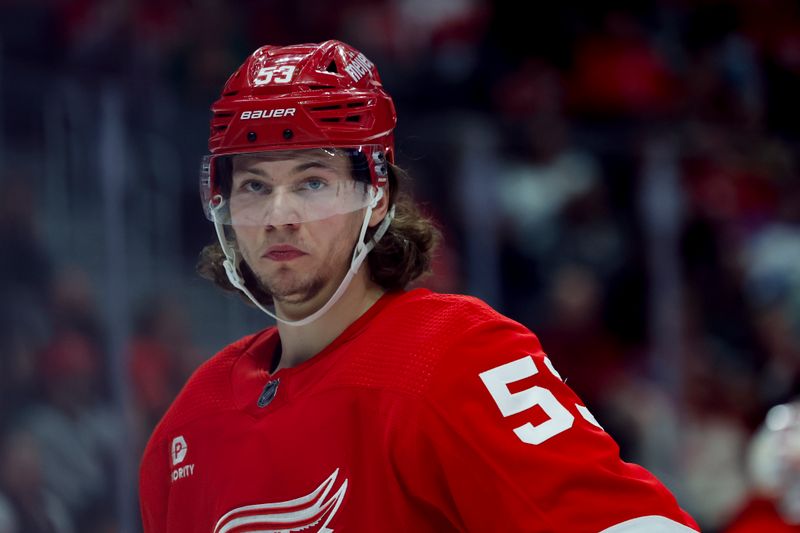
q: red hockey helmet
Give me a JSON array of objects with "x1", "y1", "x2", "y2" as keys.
[{"x1": 209, "y1": 40, "x2": 396, "y2": 159}]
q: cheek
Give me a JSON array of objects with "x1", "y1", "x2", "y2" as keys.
[
  {"x1": 232, "y1": 226, "x2": 260, "y2": 255},
  {"x1": 307, "y1": 213, "x2": 363, "y2": 255}
]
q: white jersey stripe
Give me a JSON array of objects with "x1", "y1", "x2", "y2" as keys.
[
  {"x1": 214, "y1": 469, "x2": 347, "y2": 533},
  {"x1": 599, "y1": 515, "x2": 698, "y2": 532}
]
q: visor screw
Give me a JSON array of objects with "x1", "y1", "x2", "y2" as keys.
[
  {"x1": 283, "y1": 129, "x2": 294, "y2": 140},
  {"x1": 247, "y1": 131, "x2": 257, "y2": 142}
]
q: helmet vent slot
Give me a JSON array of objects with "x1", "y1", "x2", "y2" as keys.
[
  {"x1": 308, "y1": 85, "x2": 335, "y2": 90},
  {"x1": 345, "y1": 115, "x2": 361, "y2": 122},
  {"x1": 326, "y1": 61, "x2": 338, "y2": 73},
  {"x1": 310, "y1": 104, "x2": 342, "y2": 111},
  {"x1": 347, "y1": 101, "x2": 366, "y2": 108}
]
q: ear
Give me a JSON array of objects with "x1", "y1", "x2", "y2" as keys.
[{"x1": 368, "y1": 186, "x2": 390, "y2": 228}]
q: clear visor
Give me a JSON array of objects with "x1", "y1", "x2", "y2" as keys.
[{"x1": 200, "y1": 147, "x2": 379, "y2": 227}]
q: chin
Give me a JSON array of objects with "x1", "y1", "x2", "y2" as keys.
[
  {"x1": 267, "y1": 277, "x2": 328, "y2": 306},
  {"x1": 260, "y1": 261, "x2": 349, "y2": 306}
]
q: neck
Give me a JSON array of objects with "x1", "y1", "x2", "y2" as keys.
[{"x1": 273, "y1": 269, "x2": 384, "y2": 371}]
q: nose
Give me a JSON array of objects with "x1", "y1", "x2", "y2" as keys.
[{"x1": 264, "y1": 188, "x2": 302, "y2": 228}]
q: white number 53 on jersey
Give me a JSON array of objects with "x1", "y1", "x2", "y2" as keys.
[{"x1": 479, "y1": 356, "x2": 601, "y2": 445}]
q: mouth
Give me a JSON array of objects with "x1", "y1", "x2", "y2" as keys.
[{"x1": 263, "y1": 245, "x2": 307, "y2": 262}]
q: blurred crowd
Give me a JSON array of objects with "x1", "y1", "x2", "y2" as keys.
[{"x1": 1, "y1": 0, "x2": 800, "y2": 532}]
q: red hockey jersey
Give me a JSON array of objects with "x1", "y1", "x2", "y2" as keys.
[{"x1": 139, "y1": 289, "x2": 698, "y2": 532}]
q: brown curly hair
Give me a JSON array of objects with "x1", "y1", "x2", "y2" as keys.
[{"x1": 196, "y1": 164, "x2": 441, "y2": 305}]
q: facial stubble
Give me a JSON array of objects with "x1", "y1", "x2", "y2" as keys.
[{"x1": 247, "y1": 217, "x2": 362, "y2": 306}]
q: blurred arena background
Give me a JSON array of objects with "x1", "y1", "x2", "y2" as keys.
[{"x1": 1, "y1": 1, "x2": 800, "y2": 532}]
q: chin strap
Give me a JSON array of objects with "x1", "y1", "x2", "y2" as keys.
[{"x1": 209, "y1": 187, "x2": 394, "y2": 327}]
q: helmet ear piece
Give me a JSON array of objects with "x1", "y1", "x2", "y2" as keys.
[{"x1": 372, "y1": 151, "x2": 388, "y2": 179}]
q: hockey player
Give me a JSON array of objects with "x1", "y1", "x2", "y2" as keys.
[
  {"x1": 724, "y1": 400, "x2": 800, "y2": 532},
  {"x1": 139, "y1": 40, "x2": 699, "y2": 532}
]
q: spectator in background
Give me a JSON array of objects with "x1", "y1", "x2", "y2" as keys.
[
  {"x1": 0, "y1": 493, "x2": 16, "y2": 533},
  {"x1": 0, "y1": 317, "x2": 47, "y2": 427},
  {"x1": 724, "y1": 400, "x2": 800, "y2": 532},
  {"x1": 48, "y1": 267, "x2": 106, "y2": 350},
  {"x1": 678, "y1": 339, "x2": 752, "y2": 529},
  {"x1": 495, "y1": 113, "x2": 607, "y2": 325},
  {"x1": 0, "y1": 178, "x2": 52, "y2": 309},
  {"x1": 0, "y1": 428, "x2": 73, "y2": 533},
  {"x1": 740, "y1": 173, "x2": 800, "y2": 409},
  {"x1": 567, "y1": 10, "x2": 677, "y2": 119},
  {"x1": 750, "y1": 297, "x2": 800, "y2": 411},
  {"x1": 17, "y1": 330, "x2": 120, "y2": 531},
  {"x1": 129, "y1": 295, "x2": 198, "y2": 442},
  {"x1": 0, "y1": 178, "x2": 53, "y2": 423}
]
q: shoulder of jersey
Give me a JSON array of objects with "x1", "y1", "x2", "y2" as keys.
[
  {"x1": 148, "y1": 329, "x2": 272, "y2": 439},
  {"x1": 389, "y1": 290, "x2": 516, "y2": 332},
  {"x1": 323, "y1": 290, "x2": 530, "y2": 397}
]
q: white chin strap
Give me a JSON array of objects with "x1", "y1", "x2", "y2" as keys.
[{"x1": 209, "y1": 187, "x2": 394, "y2": 327}]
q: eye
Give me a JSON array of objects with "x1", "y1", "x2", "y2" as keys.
[
  {"x1": 302, "y1": 179, "x2": 326, "y2": 191},
  {"x1": 241, "y1": 180, "x2": 268, "y2": 194}
]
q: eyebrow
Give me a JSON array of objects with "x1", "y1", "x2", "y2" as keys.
[
  {"x1": 232, "y1": 160, "x2": 338, "y2": 180},
  {"x1": 292, "y1": 161, "x2": 336, "y2": 174}
]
